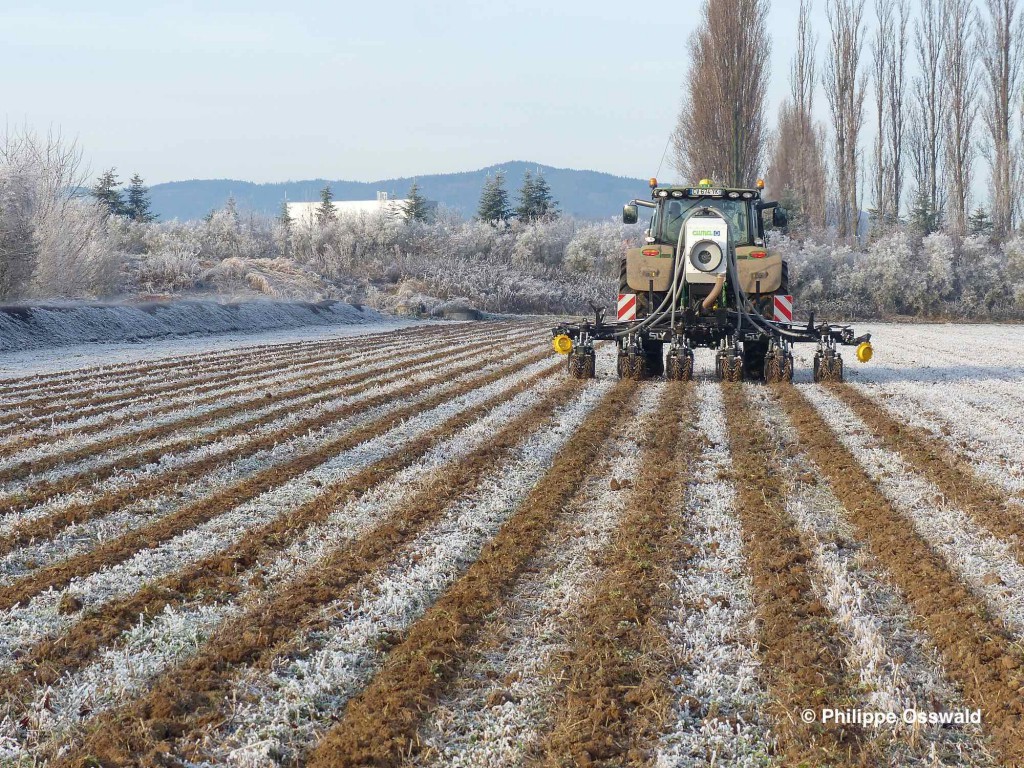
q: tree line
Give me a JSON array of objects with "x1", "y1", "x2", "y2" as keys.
[
  {"x1": 299, "y1": 170, "x2": 559, "y2": 231},
  {"x1": 674, "y1": 0, "x2": 1024, "y2": 241}
]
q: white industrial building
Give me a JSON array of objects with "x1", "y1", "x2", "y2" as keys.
[{"x1": 286, "y1": 191, "x2": 414, "y2": 225}]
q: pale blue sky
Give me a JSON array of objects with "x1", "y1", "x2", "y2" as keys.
[{"x1": 3, "y1": 1, "x2": 844, "y2": 184}]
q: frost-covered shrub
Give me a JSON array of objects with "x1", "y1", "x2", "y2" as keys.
[{"x1": 133, "y1": 241, "x2": 203, "y2": 294}]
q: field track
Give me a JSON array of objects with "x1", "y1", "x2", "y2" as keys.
[{"x1": 0, "y1": 320, "x2": 1022, "y2": 767}]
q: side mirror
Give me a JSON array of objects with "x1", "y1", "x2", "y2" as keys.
[
  {"x1": 772, "y1": 207, "x2": 789, "y2": 228},
  {"x1": 622, "y1": 204, "x2": 638, "y2": 224}
]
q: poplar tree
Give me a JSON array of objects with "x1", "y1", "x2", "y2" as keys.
[{"x1": 672, "y1": 0, "x2": 771, "y2": 186}]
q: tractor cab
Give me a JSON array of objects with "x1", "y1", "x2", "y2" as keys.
[{"x1": 622, "y1": 178, "x2": 787, "y2": 253}]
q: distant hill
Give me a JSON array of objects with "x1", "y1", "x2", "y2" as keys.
[{"x1": 148, "y1": 161, "x2": 649, "y2": 222}]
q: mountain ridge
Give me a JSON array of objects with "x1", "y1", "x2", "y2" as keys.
[{"x1": 148, "y1": 161, "x2": 651, "y2": 222}]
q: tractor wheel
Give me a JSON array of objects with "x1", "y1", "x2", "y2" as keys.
[
  {"x1": 726, "y1": 355, "x2": 744, "y2": 382},
  {"x1": 764, "y1": 350, "x2": 794, "y2": 384},
  {"x1": 568, "y1": 350, "x2": 595, "y2": 379},
  {"x1": 716, "y1": 351, "x2": 743, "y2": 382},
  {"x1": 780, "y1": 260, "x2": 790, "y2": 294},
  {"x1": 645, "y1": 341, "x2": 665, "y2": 377},
  {"x1": 813, "y1": 352, "x2": 844, "y2": 383},
  {"x1": 665, "y1": 350, "x2": 694, "y2": 381},
  {"x1": 619, "y1": 352, "x2": 646, "y2": 380}
]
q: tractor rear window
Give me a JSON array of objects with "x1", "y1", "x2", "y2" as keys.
[{"x1": 660, "y1": 199, "x2": 750, "y2": 245}]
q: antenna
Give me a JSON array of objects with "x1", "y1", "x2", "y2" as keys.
[{"x1": 655, "y1": 132, "x2": 672, "y2": 181}]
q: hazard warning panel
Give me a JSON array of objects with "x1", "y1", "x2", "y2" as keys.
[
  {"x1": 617, "y1": 293, "x2": 637, "y2": 321},
  {"x1": 773, "y1": 294, "x2": 793, "y2": 323}
]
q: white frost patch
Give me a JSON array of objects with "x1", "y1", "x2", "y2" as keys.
[
  {"x1": 852, "y1": 382, "x2": 1024, "y2": 503},
  {"x1": 0, "y1": 364, "x2": 563, "y2": 759},
  {"x1": 0, "y1": 355, "x2": 558, "y2": 673},
  {"x1": 414, "y1": 384, "x2": 663, "y2": 768},
  {"x1": 0, "y1": 329, "x2": 524, "y2": 497},
  {"x1": 753, "y1": 389, "x2": 997, "y2": 766},
  {"x1": 0, "y1": 603, "x2": 240, "y2": 763},
  {"x1": 0, "y1": 337, "x2": 534, "y2": 578},
  {"x1": 655, "y1": 382, "x2": 773, "y2": 768},
  {"x1": 179, "y1": 379, "x2": 613, "y2": 767},
  {"x1": 0, "y1": 333, "x2": 449, "y2": 462},
  {"x1": 804, "y1": 385, "x2": 1024, "y2": 637}
]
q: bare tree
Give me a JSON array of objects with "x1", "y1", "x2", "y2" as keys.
[
  {"x1": 767, "y1": 0, "x2": 827, "y2": 231},
  {"x1": 870, "y1": 0, "x2": 894, "y2": 225},
  {"x1": 885, "y1": 0, "x2": 910, "y2": 219},
  {"x1": 0, "y1": 127, "x2": 118, "y2": 299},
  {"x1": 980, "y1": 0, "x2": 1023, "y2": 237},
  {"x1": 909, "y1": 0, "x2": 947, "y2": 233},
  {"x1": 824, "y1": 0, "x2": 869, "y2": 240},
  {"x1": 672, "y1": 0, "x2": 771, "y2": 186},
  {"x1": 943, "y1": 0, "x2": 979, "y2": 235}
]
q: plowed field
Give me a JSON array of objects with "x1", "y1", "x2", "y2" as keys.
[{"x1": 1, "y1": 320, "x2": 1022, "y2": 767}]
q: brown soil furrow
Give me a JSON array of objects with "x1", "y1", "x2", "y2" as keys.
[
  {"x1": 774, "y1": 385, "x2": 1024, "y2": 765},
  {"x1": 832, "y1": 383, "x2": 1024, "y2": 562},
  {"x1": 47, "y1": 374, "x2": 594, "y2": 768},
  {"x1": 304, "y1": 380, "x2": 635, "y2": 768},
  {"x1": 720, "y1": 384, "x2": 862, "y2": 766},
  {"x1": 0, "y1": 321, "x2": 459, "y2": 399},
  {"x1": 0, "y1": 346, "x2": 549, "y2": 612},
  {"x1": 0, "y1": 323, "x2": 516, "y2": 431},
  {"x1": 0, "y1": 326, "x2": 529, "y2": 501},
  {"x1": 0, "y1": 323, "x2": 520, "y2": 461},
  {"x1": 11, "y1": 362, "x2": 562, "y2": 694},
  {"x1": 0, "y1": 331, "x2": 345, "y2": 393},
  {"x1": 540, "y1": 381, "x2": 698, "y2": 766},
  {"x1": 0, "y1": 339, "x2": 532, "y2": 555},
  {"x1": 0, "y1": 336, "x2": 361, "y2": 417}
]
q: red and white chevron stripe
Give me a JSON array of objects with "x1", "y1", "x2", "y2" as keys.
[
  {"x1": 773, "y1": 294, "x2": 793, "y2": 323},
  {"x1": 617, "y1": 293, "x2": 637, "y2": 321}
]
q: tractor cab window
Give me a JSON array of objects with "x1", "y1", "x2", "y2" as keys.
[{"x1": 659, "y1": 198, "x2": 751, "y2": 246}]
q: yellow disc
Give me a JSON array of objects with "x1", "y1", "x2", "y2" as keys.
[
  {"x1": 552, "y1": 334, "x2": 573, "y2": 355},
  {"x1": 856, "y1": 341, "x2": 873, "y2": 363}
]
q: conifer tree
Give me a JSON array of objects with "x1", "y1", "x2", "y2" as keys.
[
  {"x1": 515, "y1": 171, "x2": 560, "y2": 221},
  {"x1": 402, "y1": 181, "x2": 430, "y2": 221},
  {"x1": 968, "y1": 205, "x2": 994, "y2": 236},
  {"x1": 125, "y1": 173, "x2": 157, "y2": 222},
  {"x1": 477, "y1": 172, "x2": 512, "y2": 223},
  {"x1": 278, "y1": 200, "x2": 294, "y2": 256},
  {"x1": 530, "y1": 172, "x2": 559, "y2": 220},
  {"x1": 315, "y1": 185, "x2": 336, "y2": 226},
  {"x1": 91, "y1": 168, "x2": 126, "y2": 217}
]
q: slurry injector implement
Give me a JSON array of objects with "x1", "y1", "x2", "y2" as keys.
[{"x1": 551, "y1": 178, "x2": 873, "y2": 382}]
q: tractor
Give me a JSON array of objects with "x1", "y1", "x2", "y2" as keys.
[{"x1": 551, "y1": 178, "x2": 872, "y2": 382}]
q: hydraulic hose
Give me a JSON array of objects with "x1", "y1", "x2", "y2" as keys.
[
  {"x1": 611, "y1": 224, "x2": 688, "y2": 339},
  {"x1": 726, "y1": 251, "x2": 807, "y2": 342}
]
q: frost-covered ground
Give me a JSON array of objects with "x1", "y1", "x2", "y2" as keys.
[
  {"x1": 0, "y1": 302, "x2": 423, "y2": 376},
  {"x1": 0, "y1": 321, "x2": 1021, "y2": 766}
]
